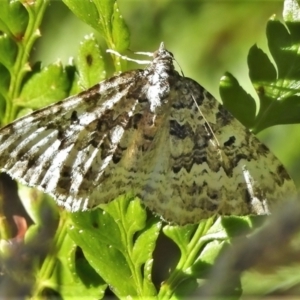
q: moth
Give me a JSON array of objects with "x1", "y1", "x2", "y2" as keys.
[{"x1": 0, "y1": 43, "x2": 296, "y2": 224}]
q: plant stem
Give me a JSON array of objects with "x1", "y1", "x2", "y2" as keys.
[
  {"x1": 4, "y1": 0, "x2": 49, "y2": 124},
  {"x1": 31, "y1": 211, "x2": 69, "y2": 297},
  {"x1": 158, "y1": 218, "x2": 215, "y2": 299}
]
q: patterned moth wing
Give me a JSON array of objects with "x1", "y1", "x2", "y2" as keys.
[{"x1": 0, "y1": 43, "x2": 296, "y2": 224}]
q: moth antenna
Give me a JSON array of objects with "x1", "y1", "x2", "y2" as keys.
[
  {"x1": 173, "y1": 58, "x2": 185, "y2": 77},
  {"x1": 191, "y1": 94, "x2": 223, "y2": 161},
  {"x1": 133, "y1": 51, "x2": 154, "y2": 57},
  {"x1": 106, "y1": 49, "x2": 151, "y2": 64}
]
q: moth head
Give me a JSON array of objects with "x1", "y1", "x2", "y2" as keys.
[{"x1": 153, "y1": 42, "x2": 174, "y2": 65}]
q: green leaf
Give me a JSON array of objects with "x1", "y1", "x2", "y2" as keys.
[
  {"x1": 68, "y1": 195, "x2": 160, "y2": 298},
  {"x1": 101, "y1": 194, "x2": 147, "y2": 235},
  {"x1": 220, "y1": 9, "x2": 300, "y2": 133},
  {"x1": 112, "y1": 1, "x2": 130, "y2": 51},
  {"x1": 47, "y1": 234, "x2": 106, "y2": 299},
  {"x1": 18, "y1": 63, "x2": 72, "y2": 110},
  {"x1": 248, "y1": 45, "x2": 277, "y2": 82},
  {"x1": 70, "y1": 208, "x2": 135, "y2": 296},
  {"x1": 158, "y1": 218, "x2": 221, "y2": 298},
  {"x1": 62, "y1": 0, "x2": 112, "y2": 40},
  {"x1": 30, "y1": 215, "x2": 106, "y2": 299},
  {"x1": 62, "y1": 0, "x2": 130, "y2": 50},
  {"x1": 221, "y1": 216, "x2": 258, "y2": 238},
  {"x1": 62, "y1": 0, "x2": 104, "y2": 34},
  {"x1": 0, "y1": 0, "x2": 28, "y2": 37},
  {"x1": 76, "y1": 34, "x2": 106, "y2": 89},
  {"x1": 191, "y1": 240, "x2": 226, "y2": 278},
  {"x1": 267, "y1": 20, "x2": 296, "y2": 79},
  {"x1": 219, "y1": 72, "x2": 257, "y2": 129},
  {"x1": 163, "y1": 224, "x2": 198, "y2": 258},
  {"x1": 0, "y1": 35, "x2": 18, "y2": 69},
  {"x1": 0, "y1": 64, "x2": 10, "y2": 98},
  {"x1": 159, "y1": 216, "x2": 257, "y2": 298}
]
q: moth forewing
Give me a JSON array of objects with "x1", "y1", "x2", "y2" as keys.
[{"x1": 0, "y1": 43, "x2": 296, "y2": 224}]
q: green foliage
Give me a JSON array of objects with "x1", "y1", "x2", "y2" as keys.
[
  {"x1": 18, "y1": 63, "x2": 71, "y2": 112},
  {"x1": 63, "y1": 0, "x2": 130, "y2": 51},
  {"x1": 0, "y1": 0, "x2": 49, "y2": 125},
  {"x1": 0, "y1": 0, "x2": 28, "y2": 37},
  {"x1": 0, "y1": 0, "x2": 299, "y2": 299},
  {"x1": 75, "y1": 34, "x2": 107, "y2": 90},
  {"x1": 220, "y1": 0, "x2": 300, "y2": 134},
  {"x1": 69, "y1": 195, "x2": 159, "y2": 298}
]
